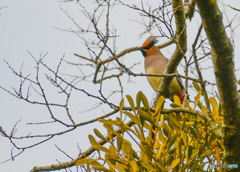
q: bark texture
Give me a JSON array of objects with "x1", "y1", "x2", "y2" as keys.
[{"x1": 196, "y1": 0, "x2": 240, "y2": 169}]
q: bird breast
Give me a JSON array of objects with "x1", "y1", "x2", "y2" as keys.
[{"x1": 145, "y1": 66, "x2": 163, "y2": 92}]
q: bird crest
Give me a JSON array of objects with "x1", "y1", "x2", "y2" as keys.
[{"x1": 141, "y1": 36, "x2": 158, "y2": 50}]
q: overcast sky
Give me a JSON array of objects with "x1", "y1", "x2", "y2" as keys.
[{"x1": 0, "y1": 0, "x2": 240, "y2": 171}]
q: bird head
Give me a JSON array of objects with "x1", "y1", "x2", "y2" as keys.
[{"x1": 139, "y1": 36, "x2": 158, "y2": 57}]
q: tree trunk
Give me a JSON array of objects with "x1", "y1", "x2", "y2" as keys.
[{"x1": 196, "y1": 0, "x2": 240, "y2": 170}]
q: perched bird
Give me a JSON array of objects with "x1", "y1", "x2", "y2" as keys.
[{"x1": 139, "y1": 36, "x2": 185, "y2": 103}]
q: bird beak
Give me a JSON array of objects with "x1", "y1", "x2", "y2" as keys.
[{"x1": 138, "y1": 47, "x2": 146, "y2": 57}]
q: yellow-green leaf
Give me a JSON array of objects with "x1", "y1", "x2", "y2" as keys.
[
  {"x1": 76, "y1": 159, "x2": 85, "y2": 166},
  {"x1": 181, "y1": 131, "x2": 187, "y2": 146},
  {"x1": 184, "y1": 99, "x2": 190, "y2": 108},
  {"x1": 191, "y1": 149, "x2": 199, "y2": 158},
  {"x1": 131, "y1": 148, "x2": 139, "y2": 159},
  {"x1": 93, "y1": 145, "x2": 111, "y2": 154},
  {"x1": 141, "y1": 92, "x2": 150, "y2": 112},
  {"x1": 194, "y1": 91, "x2": 201, "y2": 109},
  {"x1": 156, "y1": 142, "x2": 164, "y2": 160},
  {"x1": 153, "y1": 139, "x2": 159, "y2": 150},
  {"x1": 169, "y1": 158, "x2": 180, "y2": 170},
  {"x1": 115, "y1": 164, "x2": 127, "y2": 172},
  {"x1": 120, "y1": 98, "x2": 124, "y2": 119},
  {"x1": 193, "y1": 81, "x2": 201, "y2": 92},
  {"x1": 155, "y1": 96, "x2": 165, "y2": 115},
  {"x1": 130, "y1": 160, "x2": 138, "y2": 172},
  {"x1": 104, "y1": 124, "x2": 118, "y2": 136},
  {"x1": 201, "y1": 105, "x2": 207, "y2": 113},
  {"x1": 123, "y1": 123, "x2": 132, "y2": 131},
  {"x1": 208, "y1": 133, "x2": 216, "y2": 144},
  {"x1": 190, "y1": 161, "x2": 198, "y2": 171},
  {"x1": 109, "y1": 145, "x2": 116, "y2": 154},
  {"x1": 168, "y1": 133, "x2": 178, "y2": 149},
  {"x1": 138, "y1": 109, "x2": 154, "y2": 124},
  {"x1": 171, "y1": 118, "x2": 182, "y2": 128},
  {"x1": 85, "y1": 154, "x2": 92, "y2": 172},
  {"x1": 144, "y1": 145, "x2": 153, "y2": 159},
  {"x1": 185, "y1": 121, "x2": 194, "y2": 125},
  {"x1": 122, "y1": 140, "x2": 132, "y2": 155},
  {"x1": 160, "y1": 114, "x2": 164, "y2": 128},
  {"x1": 198, "y1": 144, "x2": 205, "y2": 156},
  {"x1": 126, "y1": 95, "x2": 136, "y2": 113},
  {"x1": 141, "y1": 140, "x2": 149, "y2": 147},
  {"x1": 209, "y1": 97, "x2": 219, "y2": 112},
  {"x1": 141, "y1": 161, "x2": 155, "y2": 170},
  {"x1": 91, "y1": 161, "x2": 109, "y2": 171},
  {"x1": 163, "y1": 128, "x2": 169, "y2": 137},
  {"x1": 174, "y1": 95, "x2": 182, "y2": 107},
  {"x1": 201, "y1": 149, "x2": 212, "y2": 157},
  {"x1": 106, "y1": 160, "x2": 114, "y2": 169},
  {"x1": 117, "y1": 136, "x2": 122, "y2": 151},
  {"x1": 188, "y1": 146, "x2": 193, "y2": 160},
  {"x1": 136, "y1": 91, "x2": 142, "y2": 109},
  {"x1": 159, "y1": 130, "x2": 166, "y2": 143},
  {"x1": 94, "y1": 128, "x2": 108, "y2": 142},
  {"x1": 133, "y1": 125, "x2": 141, "y2": 138},
  {"x1": 189, "y1": 127, "x2": 198, "y2": 139},
  {"x1": 143, "y1": 121, "x2": 150, "y2": 130},
  {"x1": 168, "y1": 154, "x2": 174, "y2": 166},
  {"x1": 170, "y1": 103, "x2": 181, "y2": 108},
  {"x1": 156, "y1": 162, "x2": 165, "y2": 171},
  {"x1": 98, "y1": 118, "x2": 115, "y2": 125},
  {"x1": 124, "y1": 111, "x2": 139, "y2": 124},
  {"x1": 180, "y1": 116, "x2": 186, "y2": 131},
  {"x1": 105, "y1": 154, "x2": 116, "y2": 164},
  {"x1": 89, "y1": 135, "x2": 98, "y2": 147},
  {"x1": 76, "y1": 158, "x2": 95, "y2": 166}
]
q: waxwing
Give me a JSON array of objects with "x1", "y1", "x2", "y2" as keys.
[{"x1": 139, "y1": 36, "x2": 185, "y2": 103}]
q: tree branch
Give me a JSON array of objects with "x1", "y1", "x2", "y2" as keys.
[{"x1": 153, "y1": 0, "x2": 187, "y2": 108}]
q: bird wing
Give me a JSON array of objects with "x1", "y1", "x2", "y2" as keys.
[
  {"x1": 165, "y1": 58, "x2": 185, "y2": 93},
  {"x1": 176, "y1": 73, "x2": 185, "y2": 93}
]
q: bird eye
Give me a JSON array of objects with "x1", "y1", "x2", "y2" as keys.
[{"x1": 143, "y1": 45, "x2": 151, "y2": 50}]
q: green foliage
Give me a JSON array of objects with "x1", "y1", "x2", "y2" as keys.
[{"x1": 76, "y1": 90, "x2": 223, "y2": 171}]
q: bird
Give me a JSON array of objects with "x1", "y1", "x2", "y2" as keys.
[{"x1": 139, "y1": 36, "x2": 185, "y2": 104}]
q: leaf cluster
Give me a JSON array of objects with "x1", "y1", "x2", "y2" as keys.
[{"x1": 76, "y1": 88, "x2": 223, "y2": 171}]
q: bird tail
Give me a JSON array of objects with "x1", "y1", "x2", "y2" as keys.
[{"x1": 177, "y1": 89, "x2": 185, "y2": 104}]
